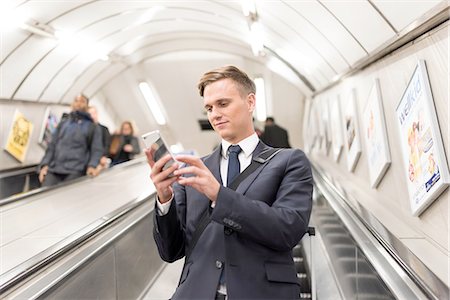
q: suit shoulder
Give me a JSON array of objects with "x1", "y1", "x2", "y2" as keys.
[{"x1": 276, "y1": 148, "x2": 311, "y2": 167}]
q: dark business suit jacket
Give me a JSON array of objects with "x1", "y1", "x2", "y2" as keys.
[
  {"x1": 261, "y1": 124, "x2": 291, "y2": 148},
  {"x1": 153, "y1": 141, "x2": 313, "y2": 299}
]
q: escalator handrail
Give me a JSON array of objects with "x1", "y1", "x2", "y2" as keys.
[
  {"x1": 312, "y1": 164, "x2": 448, "y2": 300},
  {"x1": 0, "y1": 187, "x2": 156, "y2": 295},
  {"x1": 0, "y1": 157, "x2": 145, "y2": 206},
  {"x1": 0, "y1": 164, "x2": 39, "y2": 179}
]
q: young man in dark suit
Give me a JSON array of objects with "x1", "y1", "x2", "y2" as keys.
[{"x1": 146, "y1": 66, "x2": 313, "y2": 299}]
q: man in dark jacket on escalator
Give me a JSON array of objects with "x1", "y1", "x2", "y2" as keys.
[{"x1": 38, "y1": 94, "x2": 103, "y2": 187}]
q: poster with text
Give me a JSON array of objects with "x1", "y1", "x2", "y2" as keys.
[
  {"x1": 330, "y1": 96, "x2": 343, "y2": 162},
  {"x1": 343, "y1": 89, "x2": 362, "y2": 172},
  {"x1": 396, "y1": 60, "x2": 449, "y2": 216},
  {"x1": 362, "y1": 79, "x2": 391, "y2": 188},
  {"x1": 4, "y1": 110, "x2": 34, "y2": 162},
  {"x1": 39, "y1": 107, "x2": 59, "y2": 149}
]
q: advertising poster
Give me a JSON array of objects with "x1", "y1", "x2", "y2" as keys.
[
  {"x1": 330, "y1": 96, "x2": 343, "y2": 162},
  {"x1": 4, "y1": 110, "x2": 34, "y2": 162},
  {"x1": 39, "y1": 107, "x2": 59, "y2": 149},
  {"x1": 321, "y1": 97, "x2": 331, "y2": 155},
  {"x1": 303, "y1": 99, "x2": 317, "y2": 154},
  {"x1": 343, "y1": 89, "x2": 362, "y2": 172},
  {"x1": 396, "y1": 60, "x2": 449, "y2": 216},
  {"x1": 362, "y1": 79, "x2": 391, "y2": 188}
]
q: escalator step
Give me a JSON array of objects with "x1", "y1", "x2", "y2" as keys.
[
  {"x1": 300, "y1": 292, "x2": 312, "y2": 299},
  {"x1": 297, "y1": 273, "x2": 310, "y2": 293},
  {"x1": 295, "y1": 261, "x2": 306, "y2": 273},
  {"x1": 293, "y1": 247, "x2": 303, "y2": 257}
]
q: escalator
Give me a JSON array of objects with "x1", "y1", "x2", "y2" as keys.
[
  {"x1": 0, "y1": 164, "x2": 40, "y2": 199},
  {"x1": 1, "y1": 160, "x2": 447, "y2": 299}
]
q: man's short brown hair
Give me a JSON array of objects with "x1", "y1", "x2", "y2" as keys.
[{"x1": 197, "y1": 65, "x2": 256, "y2": 97}]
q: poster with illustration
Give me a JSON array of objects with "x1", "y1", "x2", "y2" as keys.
[
  {"x1": 330, "y1": 96, "x2": 343, "y2": 162},
  {"x1": 4, "y1": 110, "x2": 34, "y2": 162},
  {"x1": 39, "y1": 107, "x2": 59, "y2": 149},
  {"x1": 396, "y1": 60, "x2": 449, "y2": 216},
  {"x1": 343, "y1": 89, "x2": 362, "y2": 172},
  {"x1": 362, "y1": 79, "x2": 391, "y2": 188}
]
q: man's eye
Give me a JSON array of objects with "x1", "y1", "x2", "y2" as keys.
[{"x1": 205, "y1": 107, "x2": 212, "y2": 113}]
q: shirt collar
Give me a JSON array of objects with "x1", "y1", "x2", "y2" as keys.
[{"x1": 221, "y1": 133, "x2": 259, "y2": 159}]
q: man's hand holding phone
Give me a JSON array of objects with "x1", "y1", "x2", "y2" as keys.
[{"x1": 145, "y1": 149, "x2": 180, "y2": 203}]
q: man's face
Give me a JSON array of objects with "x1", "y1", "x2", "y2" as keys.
[
  {"x1": 72, "y1": 95, "x2": 88, "y2": 112},
  {"x1": 203, "y1": 78, "x2": 255, "y2": 144}
]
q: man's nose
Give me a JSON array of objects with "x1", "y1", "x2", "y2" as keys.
[{"x1": 209, "y1": 107, "x2": 221, "y2": 119}]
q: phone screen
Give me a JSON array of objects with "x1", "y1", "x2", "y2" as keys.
[{"x1": 142, "y1": 130, "x2": 177, "y2": 175}]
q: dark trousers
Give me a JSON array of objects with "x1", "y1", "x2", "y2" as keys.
[{"x1": 42, "y1": 171, "x2": 83, "y2": 187}]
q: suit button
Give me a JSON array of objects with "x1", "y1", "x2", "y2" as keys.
[
  {"x1": 215, "y1": 260, "x2": 223, "y2": 269},
  {"x1": 224, "y1": 227, "x2": 233, "y2": 235}
]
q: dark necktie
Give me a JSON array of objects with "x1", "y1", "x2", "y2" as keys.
[{"x1": 227, "y1": 145, "x2": 242, "y2": 186}]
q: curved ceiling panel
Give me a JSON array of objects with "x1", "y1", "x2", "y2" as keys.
[
  {"x1": 257, "y1": 2, "x2": 349, "y2": 73},
  {"x1": 11, "y1": 16, "x2": 251, "y2": 102},
  {"x1": 60, "y1": 61, "x2": 114, "y2": 104},
  {"x1": 0, "y1": 0, "x2": 446, "y2": 103},
  {"x1": 286, "y1": 1, "x2": 368, "y2": 65},
  {"x1": 257, "y1": 8, "x2": 337, "y2": 85},
  {"x1": 322, "y1": 1, "x2": 396, "y2": 53},
  {"x1": 371, "y1": 0, "x2": 443, "y2": 32},
  {"x1": 1, "y1": 36, "x2": 56, "y2": 100}
]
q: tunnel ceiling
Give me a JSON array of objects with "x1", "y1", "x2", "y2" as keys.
[{"x1": 0, "y1": 0, "x2": 445, "y2": 104}]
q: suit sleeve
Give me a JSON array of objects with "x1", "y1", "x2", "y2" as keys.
[
  {"x1": 153, "y1": 182, "x2": 187, "y2": 262},
  {"x1": 211, "y1": 149, "x2": 313, "y2": 252}
]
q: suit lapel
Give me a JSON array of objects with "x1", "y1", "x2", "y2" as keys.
[
  {"x1": 236, "y1": 141, "x2": 271, "y2": 194},
  {"x1": 204, "y1": 145, "x2": 223, "y2": 185}
]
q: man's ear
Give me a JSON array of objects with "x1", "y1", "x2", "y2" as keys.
[{"x1": 247, "y1": 93, "x2": 256, "y2": 112}]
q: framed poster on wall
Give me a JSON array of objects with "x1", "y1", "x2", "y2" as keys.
[
  {"x1": 362, "y1": 79, "x2": 391, "y2": 188},
  {"x1": 312, "y1": 99, "x2": 323, "y2": 154},
  {"x1": 320, "y1": 97, "x2": 331, "y2": 155},
  {"x1": 343, "y1": 89, "x2": 362, "y2": 172},
  {"x1": 303, "y1": 98, "x2": 317, "y2": 154},
  {"x1": 396, "y1": 60, "x2": 449, "y2": 216},
  {"x1": 39, "y1": 107, "x2": 59, "y2": 149},
  {"x1": 330, "y1": 96, "x2": 344, "y2": 162},
  {"x1": 4, "y1": 110, "x2": 34, "y2": 162}
]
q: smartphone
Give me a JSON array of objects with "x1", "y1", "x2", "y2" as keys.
[{"x1": 142, "y1": 130, "x2": 178, "y2": 176}]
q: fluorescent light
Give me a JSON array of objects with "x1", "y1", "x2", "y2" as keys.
[
  {"x1": 254, "y1": 77, "x2": 267, "y2": 122},
  {"x1": 138, "y1": 82, "x2": 167, "y2": 125},
  {"x1": 250, "y1": 21, "x2": 264, "y2": 56}
]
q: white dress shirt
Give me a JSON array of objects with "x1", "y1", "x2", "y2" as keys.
[{"x1": 156, "y1": 133, "x2": 259, "y2": 215}]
